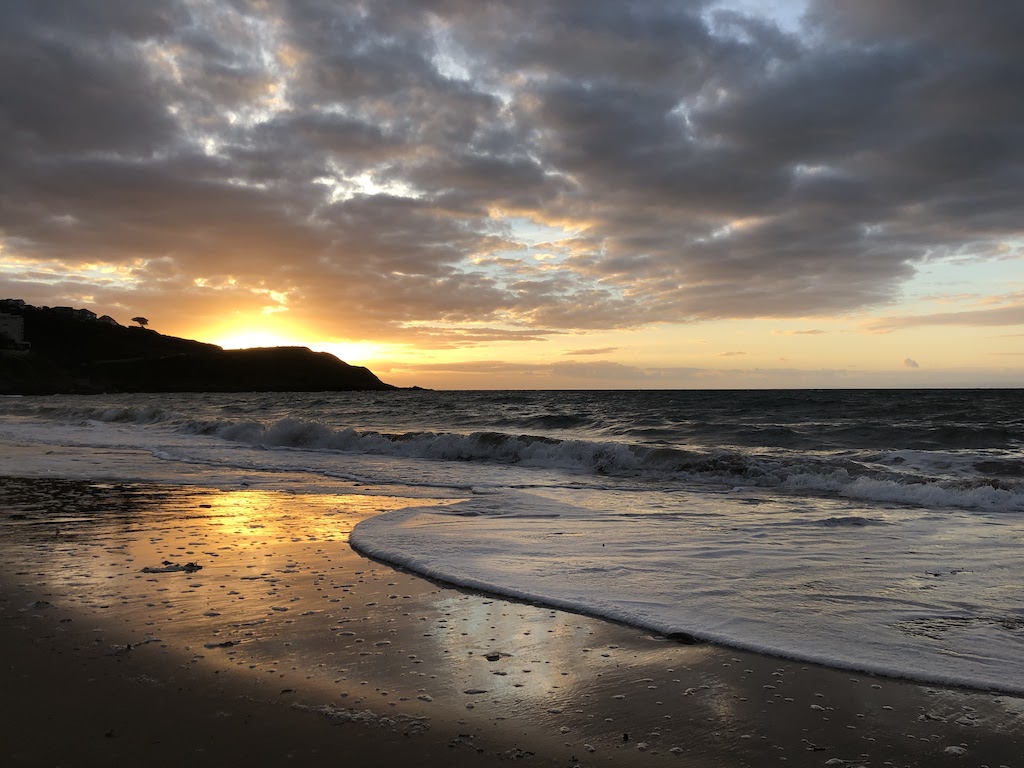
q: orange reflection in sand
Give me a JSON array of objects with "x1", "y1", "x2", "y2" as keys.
[
  {"x1": 195, "y1": 489, "x2": 454, "y2": 541},
  {"x1": 2, "y1": 479, "x2": 738, "y2": 757},
  {"x1": 8, "y1": 485, "x2": 457, "y2": 610}
]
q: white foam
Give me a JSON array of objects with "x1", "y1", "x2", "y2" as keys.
[{"x1": 351, "y1": 487, "x2": 1024, "y2": 694}]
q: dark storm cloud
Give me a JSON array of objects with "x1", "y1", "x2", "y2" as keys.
[
  {"x1": 0, "y1": 2, "x2": 180, "y2": 158},
  {"x1": 2, "y1": 0, "x2": 1022, "y2": 343}
]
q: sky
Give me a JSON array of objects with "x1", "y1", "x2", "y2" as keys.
[{"x1": 1, "y1": 0, "x2": 1023, "y2": 389}]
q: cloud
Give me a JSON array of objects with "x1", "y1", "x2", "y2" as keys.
[
  {"x1": 867, "y1": 303, "x2": 1024, "y2": 333},
  {"x1": 903, "y1": 357, "x2": 920, "y2": 368},
  {"x1": 2, "y1": 1, "x2": 1024, "y2": 344},
  {"x1": 564, "y1": 347, "x2": 620, "y2": 356},
  {"x1": 774, "y1": 329, "x2": 826, "y2": 336},
  {"x1": 718, "y1": 351, "x2": 747, "y2": 357}
]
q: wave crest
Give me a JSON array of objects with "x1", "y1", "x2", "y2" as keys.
[{"x1": 196, "y1": 416, "x2": 1024, "y2": 514}]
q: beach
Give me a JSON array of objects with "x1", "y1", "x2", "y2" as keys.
[
  {"x1": 2, "y1": 446, "x2": 1022, "y2": 767},
  {"x1": 4, "y1": 0, "x2": 1024, "y2": 761}
]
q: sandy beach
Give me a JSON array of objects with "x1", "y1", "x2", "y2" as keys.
[{"x1": 2, "y1": 464, "x2": 1022, "y2": 767}]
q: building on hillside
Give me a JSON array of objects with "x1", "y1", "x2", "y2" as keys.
[
  {"x1": 0, "y1": 298, "x2": 27, "y2": 310},
  {"x1": 52, "y1": 306, "x2": 98, "y2": 321},
  {"x1": 0, "y1": 311, "x2": 30, "y2": 350},
  {"x1": 0, "y1": 312, "x2": 24, "y2": 342}
]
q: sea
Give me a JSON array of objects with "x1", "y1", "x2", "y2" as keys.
[{"x1": 2, "y1": 388, "x2": 1022, "y2": 693}]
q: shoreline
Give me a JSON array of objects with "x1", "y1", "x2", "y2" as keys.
[{"x1": 2, "y1": 474, "x2": 1022, "y2": 767}]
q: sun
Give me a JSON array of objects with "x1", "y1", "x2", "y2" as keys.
[
  {"x1": 200, "y1": 318, "x2": 385, "y2": 365},
  {"x1": 214, "y1": 329, "x2": 302, "y2": 349},
  {"x1": 202, "y1": 315, "x2": 316, "y2": 352}
]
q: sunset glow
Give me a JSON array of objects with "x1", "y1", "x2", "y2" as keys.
[
  {"x1": 202, "y1": 318, "x2": 389, "y2": 366},
  {"x1": 2, "y1": 1, "x2": 1023, "y2": 388},
  {"x1": 201, "y1": 315, "x2": 310, "y2": 353}
]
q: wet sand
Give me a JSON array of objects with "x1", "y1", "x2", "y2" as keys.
[{"x1": 1, "y1": 474, "x2": 1022, "y2": 767}]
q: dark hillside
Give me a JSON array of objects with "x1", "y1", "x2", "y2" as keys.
[
  {"x1": 91, "y1": 346, "x2": 392, "y2": 393},
  {"x1": 20, "y1": 307, "x2": 219, "y2": 363},
  {"x1": 0, "y1": 304, "x2": 396, "y2": 394}
]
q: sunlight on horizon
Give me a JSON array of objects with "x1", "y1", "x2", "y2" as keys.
[
  {"x1": 203, "y1": 321, "x2": 388, "y2": 365},
  {"x1": 312, "y1": 340, "x2": 388, "y2": 365},
  {"x1": 213, "y1": 330, "x2": 301, "y2": 350}
]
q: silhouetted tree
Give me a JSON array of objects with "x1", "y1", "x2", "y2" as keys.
[{"x1": 131, "y1": 316, "x2": 149, "y2": 328}]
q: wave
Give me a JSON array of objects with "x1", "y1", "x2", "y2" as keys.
[
  {"x1": 2, "y1": 401, "x2": 187, "y2": 426},
  {"x1": 7, "y1": 399, "x2": 1024, "y2": 513},
  {"x1": 178, "y1": 416, "x2": 1024, "y2": 514}
]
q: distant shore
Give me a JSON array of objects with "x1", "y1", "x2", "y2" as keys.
[{"x1": 1, "y1": 460, "x2": 1022, "y2": 766}]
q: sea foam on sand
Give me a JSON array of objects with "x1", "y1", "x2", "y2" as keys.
[{"x1": 350, "y1": 486, "x2": 1024, "y2": 695}]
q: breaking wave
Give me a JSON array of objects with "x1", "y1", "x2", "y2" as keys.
[
  {"x1": 176, "y1": 416, "x2": 1024, "y2": 514},
  {"x1": 5, "y1": 394, "x2": 1024, "y2": 514}
]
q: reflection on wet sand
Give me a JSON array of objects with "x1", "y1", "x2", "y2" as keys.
[
  {"x1": 3, "y1": 476, "x2": 1023, "y2": 766},
  {"x1": 1, "y1": 479, "x2": 720, "y2": 755}
]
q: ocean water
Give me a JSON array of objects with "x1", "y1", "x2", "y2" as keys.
[{"x1": 2, "y1": 389, "x2": 1022, "y2": 692}]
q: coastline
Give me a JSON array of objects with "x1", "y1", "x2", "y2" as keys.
[{"x1": 2, "y1": 468, "x2": 1022, "y2": 766}]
